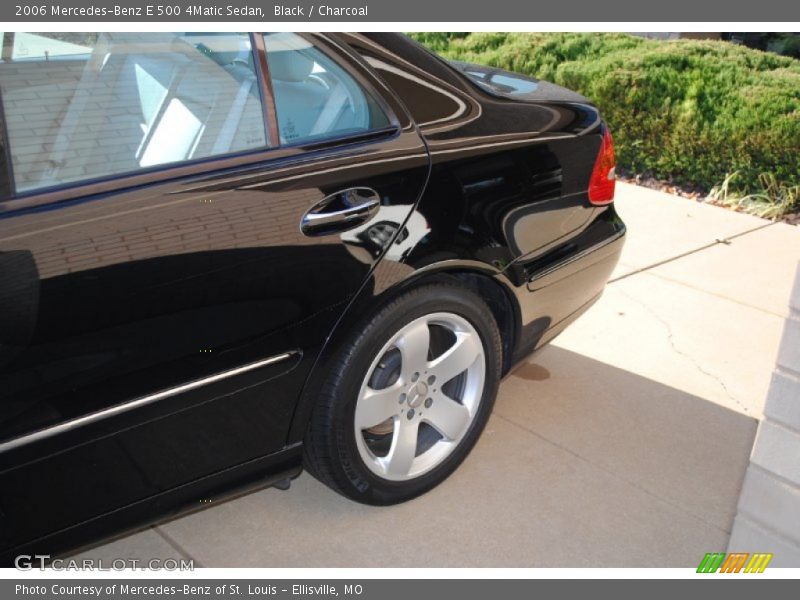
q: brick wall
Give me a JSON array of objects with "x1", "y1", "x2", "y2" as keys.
[{"x1": 728, "y1": 263, "x2": 800, "y2": 566}]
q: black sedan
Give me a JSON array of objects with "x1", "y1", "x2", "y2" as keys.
[{"x1": 0, "y1": 32, "x2": 625, "y2": 561}]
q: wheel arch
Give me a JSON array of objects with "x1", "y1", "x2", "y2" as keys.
[
  {"x1": 363, "y1": 261, "x2": 521, "y2": 375},
  {"x1": 287, "y1": 261, "x2": 521, "y2": 444},
  {"x1": 431, "y1": 268, "x2": 519, "y2": 376}
]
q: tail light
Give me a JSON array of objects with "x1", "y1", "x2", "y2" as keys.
[{"x1": 588, "y1": 127, "x2": 616, "y2": 205}]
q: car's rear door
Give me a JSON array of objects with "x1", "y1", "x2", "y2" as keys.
[{"x1": 0, "y1": 32, "x2": 429, "y2": 554}]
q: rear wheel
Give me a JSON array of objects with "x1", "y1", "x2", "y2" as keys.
[{"x1": 304, "y1": 283, "x2": 502, "y2": 504}]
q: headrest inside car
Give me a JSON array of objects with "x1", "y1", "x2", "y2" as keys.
[{"x1": 268, "y1": 51, "x2": 314, "y2": 82}]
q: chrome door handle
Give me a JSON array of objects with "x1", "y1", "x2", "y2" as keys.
[{"x1": 300, "y1": 187, "x2": 381, "y2": 236}]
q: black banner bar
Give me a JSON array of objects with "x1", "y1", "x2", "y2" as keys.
[
  {"x1": 4, "y1": 579, "x2": 800, "y2": 600},
  {"x1": 2, "y1": 0, "x2": 799, "y2": 22}
]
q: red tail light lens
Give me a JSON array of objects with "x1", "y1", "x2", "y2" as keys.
[{"x1": 588, "y1": 128, "x2": 616, "y2": 205}]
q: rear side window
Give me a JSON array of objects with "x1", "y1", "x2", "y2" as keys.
[
  {"x1": 0, "y1": 32, "x2": 270, "y2": 194},
  {"x1": 263, "y1": 33, "x2": 390, "y2": 145}
]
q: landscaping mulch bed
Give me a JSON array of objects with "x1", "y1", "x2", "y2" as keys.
[{"x1": 617, "y1": 170, "x2": 799, "y2": 225}]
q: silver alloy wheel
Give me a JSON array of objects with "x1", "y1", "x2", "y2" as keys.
[{"x1": 354, "y1": 312, "x2": 486, "y2": 482}]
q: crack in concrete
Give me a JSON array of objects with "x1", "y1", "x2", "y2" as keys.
[
  {"x1": 610, "y1": 221, "x2": 777, "y2": 284},
  {"x1": 153, "y1": 525, "x2": 204, "y2": 568},
  {"x1": 493, "y1": 413, "x2": 734, "y2": 535},
  {"x1": 617, "y1": 287, "x2": 748, "y2": 414},
  {"x1": 604, "y1": 220, "x2": 782, "y2": 414}
]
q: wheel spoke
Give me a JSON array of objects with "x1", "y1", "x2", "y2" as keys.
[
  {"x1": 428, "y1": 331, "x2": 481, "y2": 384},
  {"x1": 355, "y1": 384, "x2": 401, "y2": 430},
  {"x1": 384, "y1": 418, "x2": 419, "y2": 477},
  {"x1": 396, "y1": 318, "x2": 430, "y2": 380},
  {"x1": 423, "y1": 394, "x2": 471, "y2": 440},
  {"x1": 354, "y1": 310, "x2": 487, "y2": 482}
]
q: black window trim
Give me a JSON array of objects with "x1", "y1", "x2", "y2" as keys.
[
  {"x1": 0, "y1": 32, "x2": 404, "y2": 212},
  {"x1": 321, "y1": 33, "x2": 414, "y2": 131},
  {"x1": 260, "y1": 32, "x2": 403, "y2": 150}
]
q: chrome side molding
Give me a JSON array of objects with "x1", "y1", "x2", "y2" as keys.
[{"x1": 0, "y1": 351, "x2": 299, "y2": 454}]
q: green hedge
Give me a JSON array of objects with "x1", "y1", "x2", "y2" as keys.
[{"x1": 409, "y1": 33, "x2": 800, "y2": 211}]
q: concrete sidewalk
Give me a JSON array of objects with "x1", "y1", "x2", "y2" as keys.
[{"x1": 71, "y1": 183, "x2": 800, "y2": 567}]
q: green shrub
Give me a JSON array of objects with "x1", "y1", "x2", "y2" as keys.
[{"x1": 409, "y1": 33, "x2": 800, "y2": 215}]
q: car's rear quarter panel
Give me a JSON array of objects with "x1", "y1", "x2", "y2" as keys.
[{"x1": 347, "y1": 33, "x2": 625, "y2": 365}]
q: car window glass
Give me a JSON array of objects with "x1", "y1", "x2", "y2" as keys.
[
  {"x1": 488, "y1": 73, "x2": 539, "y2": 94},
  {"x1": 263, "y1": 33, "x2": 390, "y2": 145},
  {"x1": 0, "y1": 32, "x2": 270, "y2": 194}
]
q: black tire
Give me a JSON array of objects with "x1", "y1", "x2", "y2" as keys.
[{"x1": 303, "y1": 282, "x2": 502, "y2": 505}]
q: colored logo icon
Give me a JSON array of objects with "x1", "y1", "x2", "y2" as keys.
[{"x1": 697, "y1": 552, "x2": 773, "y2": 573}]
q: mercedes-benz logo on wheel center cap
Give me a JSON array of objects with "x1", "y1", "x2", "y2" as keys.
[{"x1": 407, "y1": 381, "x2": 428, "y2": 408}]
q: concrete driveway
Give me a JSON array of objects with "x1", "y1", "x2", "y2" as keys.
[{"x1": 70, "y1": 183, "x2": 800, "y2": 567}]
